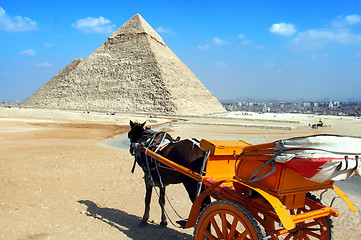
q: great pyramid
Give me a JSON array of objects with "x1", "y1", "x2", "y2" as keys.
[{"x1": 22, "y1": 14, "x2": 226, "y2": 115}]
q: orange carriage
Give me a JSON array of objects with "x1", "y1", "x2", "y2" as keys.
[{"x1": 138, "y1": 135, "x2": 359, "y2": 239}]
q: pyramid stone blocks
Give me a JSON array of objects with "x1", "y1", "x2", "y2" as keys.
[{"x1": 22, "y1": 14, "x2": 225, "y2": 115}]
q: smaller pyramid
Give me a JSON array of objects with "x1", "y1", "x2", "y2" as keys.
[{"x1": 22, "y1": 14, "x2": 226, "y2": 115}]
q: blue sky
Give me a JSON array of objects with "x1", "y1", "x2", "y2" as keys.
[{"x1": 1, "y1": 1, "x2": 361, "y2": 102}]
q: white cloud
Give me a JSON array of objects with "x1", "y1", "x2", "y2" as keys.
[
  {"x1": 345, "y1": 14, "x2": 361, "y2": 24},
  {"x1": 269, "y1": 22, "x2": 297, "y2": 36},
  {"x1": 71, "y1": 16, "x2": 115, "y2": 34},
  {"x1": 264, "y1": 62, "x2": 276, "y2": 69},
  {"x1": 241, "y1": 40, "x2": 253, "y2": 46},
  {"x1": 237, "y1": 35, "x2": 266, "y2": 50},
  {"x1": 19, "y1": 49, "x2": 36, "y2": 56},
  {"x1": 288, "y1": 14, "x2": 361, "y2": 50},
  {"x1": 255, "y1": 45, "x2": 267, "y2": 50},
  {"x1": 198, "y1": 36, "x2": 229, "y2": 50},
  {"x1": 213, "y1": 37, "x2": 229, "y2": 45},
  {"x1": 238, "y1": 34, "x2": 245, "y2": 39},
  {"x1": 156, "y1": 26, "x2": 170, "y2": 33},
  {"x1": 44, "y1": 42, "x2": 54, "y2": 48},
  {"x1": 289, "y1": 28, "x2": 361, "y2": 50},
  {"x1": 197, "y1": 44, "x2": 210, "y2": 50},
  {"x1": 333, "y1": 14, "x2": 361, "y2": 27},
  {"x1": 311, "y1": 54, "x2": 318, "y2": 60},
  {"x1": 36, "y1": 62, "x2": 51, "y2": 67},
  {"x1": 215, "y1": 61, "x2": 228, "y2": 68},
  {"x1": 0, "y1": 7, "x2": 37, "y2": 32},
  {"x1": 156, "y1": 26, "x2": 176, "y2": 35}
]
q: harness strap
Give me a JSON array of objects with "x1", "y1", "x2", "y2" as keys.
[
  {"x1": 249, "y1": 140, "x2": 284, "y2": 182},
  {"x1": 355, "y1": 156, "x2": 359, "y2": 170},
  {"x1": 131, "y1": 158, "x2": 137, "y2": 173},
  {"x1": 195, "y1": 150, "x2": 210, "y2": 199}
]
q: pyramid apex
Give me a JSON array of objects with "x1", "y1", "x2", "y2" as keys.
[{"x1": 109, "y1": 14, "x2": 164, "y2": 44}]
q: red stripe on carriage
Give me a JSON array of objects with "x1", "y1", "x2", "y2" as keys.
[
  {"x1": 203, "y1": 177, "x2": 235, "y2": 194},
  {"x1": 204, "y1": 177, "x2": 217, "y2": 184},
  {"x1": 283, "y1": 157, "x2": 330, "y2": 178}
]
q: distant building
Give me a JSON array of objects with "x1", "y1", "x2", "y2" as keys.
[{"x1": 262, "y1": 106, "x2": 271, "y2": 112}]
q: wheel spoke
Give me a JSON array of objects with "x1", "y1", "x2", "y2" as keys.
[
  {"x1": 234, "y1": 229, "x2": 249, "y2": 240},
  {"x1": 262, "y1": 194, "x2": 332, "y2": 240},
  {"x1": 303, "y1": 234, "x2": 311, "y2": 240},
  {"x1": 284, "y1": 234, "x2": 292, "y2": 240},
  {"x1": 203, "y1": 229, "x2": 218, "y2": 240},
  {"x1": 226, "y1": 217, "x2": 243, "y2": 238},
  {"x1": 228, "y1": 217, "x2": 238, "y2": 239},
  {"x1": 302, "y1": 221, "x2": 320, "y2": 228},
  {"x1": 211, "y1": 217, "x2": 222, "y2": 238},
  {"x1": 304, "y1": 230, "x2": 321, "y2": 238},
  {"x1": 220, "y1": 213, "x2": 228, "y2": 238},
  {"x1": 195, "y1": 200, "x2": 262, "y2": 240},
  {"x1": 297, "y1": 208, "x2": 306, "y2": 214}
]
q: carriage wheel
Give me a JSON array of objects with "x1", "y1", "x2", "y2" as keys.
[
  {"x1": 194, "y1": 200, "x2": 263, "y2": 240},
  {"x1": 262, "y1": 193, "x2": 333, "y2": 239}
]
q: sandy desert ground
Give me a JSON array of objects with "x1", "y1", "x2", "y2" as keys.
[{"x1": 0, "y1": 107, "x2": 360, "y2": 239}]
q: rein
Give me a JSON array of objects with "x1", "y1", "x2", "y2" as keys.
[
  {"x1": 130, "y1": 130, "x2": 179, "y2": 175},
  {"x1": 130, "y1": 130, "x2": 186, "y2": 227}
]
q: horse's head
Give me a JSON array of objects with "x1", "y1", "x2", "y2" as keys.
[
  {"x1": 128, "y1": 120, "x2": 147, "y2": 143},
  {"x1": 128, "y1": 120, "x2": 148, "y2": 172}
]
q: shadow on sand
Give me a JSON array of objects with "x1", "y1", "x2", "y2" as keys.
[{"x1": 78, "y1": 200, "x2": 192, "y2": 240}]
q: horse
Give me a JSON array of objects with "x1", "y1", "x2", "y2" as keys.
[{"x1": 128, "y1": 120, "x2": 210, "y2": 227}]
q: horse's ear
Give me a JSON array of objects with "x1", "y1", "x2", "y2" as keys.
[
  {"x1": 141, "y1": 121, "x2": 146, "y2": 128},
  {"x1": 130, "y1": 120, "x2": 135, "y2": 128}
]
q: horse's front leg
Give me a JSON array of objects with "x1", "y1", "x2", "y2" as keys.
[
  {"x1": 159, "y1": 186, "x2": 167, "y2": 227},
  {"x1": 142, "y1": 183, "x2": 152, "y2": 224}
]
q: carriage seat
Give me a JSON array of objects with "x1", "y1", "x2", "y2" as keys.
[{"x1": 200, "y1": 139, "x2": 251, "y2": 183}]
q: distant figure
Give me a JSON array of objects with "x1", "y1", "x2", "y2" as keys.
[{"x1": 311, "y1": 119, "x2": 324, "y2": 129}]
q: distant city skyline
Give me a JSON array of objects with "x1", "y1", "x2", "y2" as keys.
[
  {"x1": 219, "y1": 97, "x2": 361, "y2": 103},
  {"x1": 1, "y1": 1, "x2": 361, "y2": 101},
  {"x1": 222, "y1": 100, "x2": 361, "y2": 117}
]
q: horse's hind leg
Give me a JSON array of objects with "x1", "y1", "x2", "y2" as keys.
[
  {"x1": 142, "y1": 183, "x2": 152, "y2": 224},
  {"x1": 159, "y1": 186, "x2": 167, "y2": 227}
]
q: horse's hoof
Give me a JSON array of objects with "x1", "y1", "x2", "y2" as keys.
[
  {"x1": 139, "y1": 220, "x2": 148, "y2": 227},
  {"x1": 160, "y1": 221, "x2": 168, "y2": 227}
]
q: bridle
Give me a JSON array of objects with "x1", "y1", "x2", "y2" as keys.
[{"x1": 129, "y1": 126, "x2": 180, "y2": 185}]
